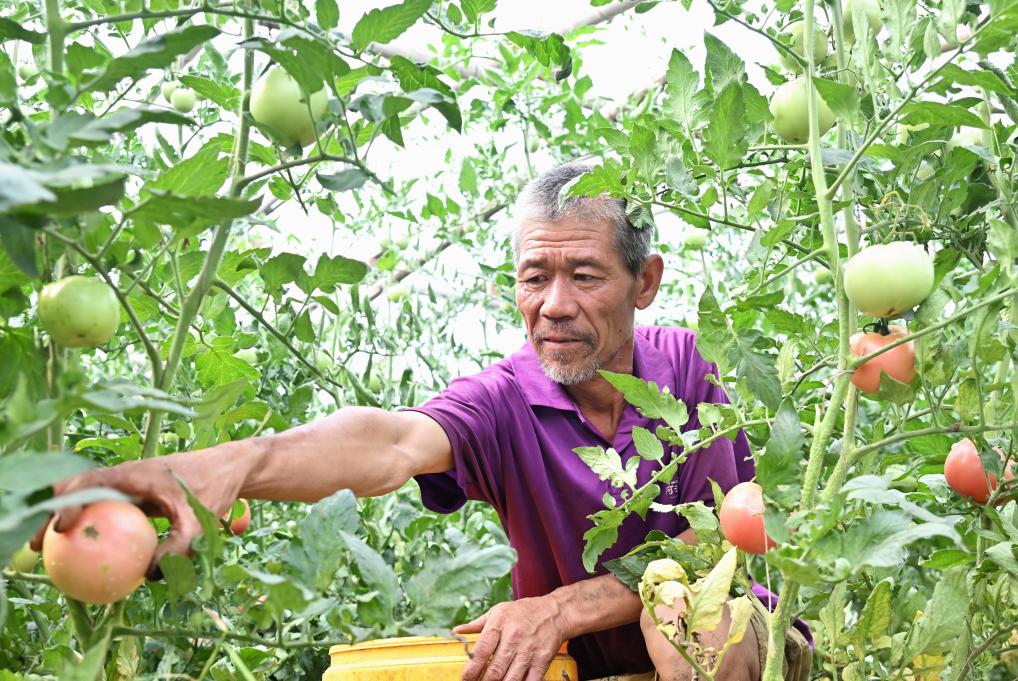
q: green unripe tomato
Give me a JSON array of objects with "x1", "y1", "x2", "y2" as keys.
[
  {"x1": 367, "y1": 373, "x2": 382, "y2": 393},
  {"x1": 386, "y1": 283, "x2": 411, "y2": 302},
  {"x1": 682, "y1": 230, "x2": 708, "y2": 250},
  {"x1": 161, "y1": 80, "x2": 180, "y2": 102},
  {"x1": 843, "y1": 241, "x2": 934, "y2": 317},
  {"x1": 313, "y1": 350, "x2": 330, "y2": 373},
  {"x1": 171, "y1": 88, "x2": 196, "y2": 113},
  {"x1": 947, "y1": 126, "x2": 984, "y2": 151},
  {"x1": 814, "y1": 268, "x2": 833, "y2": 284},
  {"x1": 17, "y1": 63, "x2": 39, "y2": 80},
  {"x1": 233, "y1": 347, "x2": 258, "y2": 364},
  {"x1": 843, "y1": 0, "x2": 882, "y2": 40},
  {"x1": 394, "y1": 235, "x2": 410, "y2": 249},
  {"x1": 9, "y1": 544, "x2": 38, "y2": 573},
  {"x1": 769, "y1": 77, "x2": 836, "y2": 144},
  {"x1": 779, "y1": 21, "x2": 828, "y2": 72},
  {"x1": 39, "y1": 276, "x2": 120, "y2": 347},
  {"x1": 250, "y1": 66, "x2": 329, "y2": 148},
  {"x1": 379, "y1": 236, "x2": 392, "y2": 250}
]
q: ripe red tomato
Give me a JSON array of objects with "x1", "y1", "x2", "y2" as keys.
[
  {"x1": 944, "y1": 439, "x2": 1015, "y2": 504},
  {"x1": 719, "y1": 482, "x2": 777, "y2": 554},
  {"x1": 222, "y1": 498, "x2": 251, "y2": 535},
  {"x1": 42, "y1": 500, "x2": 157, "y2": 604},
  {"x1": 850, "y1": 328, "x2": 915, "y2": 394}
]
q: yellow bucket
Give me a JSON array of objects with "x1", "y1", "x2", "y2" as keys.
[{"x1": 324, "y1": 634, "x2": 579, "y2": 680}]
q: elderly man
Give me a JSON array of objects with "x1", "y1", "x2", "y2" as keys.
[{"x1": 37, "y1": 163, "x2": 811, "y2": 681}]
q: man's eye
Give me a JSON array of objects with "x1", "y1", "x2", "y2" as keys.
[{"x1": 575, "y1": 274, "x2": 595, "y2": 282}]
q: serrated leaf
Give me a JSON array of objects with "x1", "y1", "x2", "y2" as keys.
[
  {"x1": 85, "y1": 25, "x2": 219, "y2": 93},
  {"x1": 599, "y1": 371, "x2": 689, "y2": 433},
  {"x1": 632, "y1": 426, "x2": 664, "y2": 462},
  {"x1": 351, "y1": 0, "x2": 433, "y2": 52}
]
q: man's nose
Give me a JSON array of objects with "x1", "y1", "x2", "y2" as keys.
[{"x1": 541, "y1": 276, "x2": 578, "y2": 319}]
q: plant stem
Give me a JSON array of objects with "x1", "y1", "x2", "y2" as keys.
[
  {"x1": 44, "y1": 0, "x2": 65, "y2": 79},
  {"x1": 141, "y1": 15, "x2": 255, "y2": 458}
]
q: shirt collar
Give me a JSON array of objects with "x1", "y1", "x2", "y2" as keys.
[{"x1": 510, "y1": 328, "x2": 677, "y2": 411}]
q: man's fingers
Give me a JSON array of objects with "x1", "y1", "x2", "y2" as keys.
[
  {"x1": 454, "y1": 614, "x2": 487, "y2": 634},
  {"x1": 462, "y1": 626, "x2": 501, "y2": 681},
  {"x1": 499, "y1": 652, "x2": 534, "y2": 681},
  {"x1": 480, "y1": 648, "x2": 516, "y2": 681}
]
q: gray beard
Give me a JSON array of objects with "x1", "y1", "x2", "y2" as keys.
[{"x1": 538, "y1": 351, "x2": 601, "y2": 385}]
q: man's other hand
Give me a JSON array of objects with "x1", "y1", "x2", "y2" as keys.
[{"x1": 454, "y1": 596, "x2": 570, "y2": 681}]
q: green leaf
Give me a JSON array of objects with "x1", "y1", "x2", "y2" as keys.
[
  {"x1": 147, "y1": 141, "x2": 229, "y2": 196},
  {"x1": 632, "y1": 426, "x2": 664, "y2": 462},
  {"x1": 316, "y1": 0, "x2": 340, "y2": 30},
  {"x1": 686, "y1": 548, "x2": 737, "y2": 634},
  {"x1": 297, "y1": 254, "x2": 369, "y2": 293},
  {"x1": 179, "y1": 74, "x2": 240, "y2": 111},
  {"x1": 575, "y1": 446, "x2": 635, "y2": 489},
  {"x1": 933, "y1": 63, "x2": 1011, "y2": 95},
  {"x1": 461, "y1": 0, "x2": 496, "y2": 22},
  {"x1": 67, "y1": 107, "x2": 193, "y2": 145},
  {"x1": 850, "y1": 578, "x2": 892, "y2": 654},
  {"x1": 816, "y1": 511, "x2": 961, "y2": 571},
  {"x1": 506, "y1": 31, "x2": 572, "y2": 79},
  {"x1": 811, "y1": 77, "x2": 858, "y2": 122},
  {"x1": 0, "y1": 162, "x2": 56, "y2": 213},
  {"x1": 756, "y1": 401, "x2": 803, "y2": 507},
  {"x1": 261, "y1": 253, "x2": 306, "y2": 294},
  {"x1": 339, "y1": 530, "x2": 400, "y2": 618},
  {"x1": 629, "y1": 124, "x2": 658, "y2": 184},
  {"x1": 702, "y1": 83, "x2": 747, "y2": 169},
  {"x1": 0, "y1": 18, "x2": 47, "y2": 44},
  {"x1": 85, "y1": 25, "x2": 219, "y2": 93},
  {"x1": 195, "y1": 337, "x2": 260, "y2": 387},
  {"x1": 906, "y1": 568, "x2": 968, "y2": 657},
  {"x1": 0, "y1": 451, "x2": 93, "y2": 493},
  {"x1": 351, "y1": 0, "x2": 434, "y2": 52},
  {"x1": 405, "y1": 543, "x2": 517, "y2": 624},
  {"x1": 388, "y1": 56, "x2": 461, "y2": 131},
  {"x1": 663, "y1": 49, "x2": 701, "y2": 130},
  {"x1": 599, "y1": 370, "x2": 689, "y2": 434},
  {"x1": 900, "y1": 101, "x2": 987, "y2": 130},
  {"x1": 285, "y1": 489, "x2": 360, "y2": 589},
  {"x1": 317, "y1": 168, "x2": 368, "y2": 192},
  {"x1": 581, "y1": 510, "x2": 623, "y2": 573},
  {"x1": 0, "y1": 218, "x2": 38, "y2": 278},
  {"x1": 132, "y1": 193, "x2": 260, "y2": 238},
  {"x1": 703, "y1": 32, "x2": 745, "y2": 94}
]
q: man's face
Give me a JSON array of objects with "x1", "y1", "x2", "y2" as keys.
[{"x1": 515, "y1": 215, "x2": 656, "y2": 385}]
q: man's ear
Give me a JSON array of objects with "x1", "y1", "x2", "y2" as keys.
[{"x1": 635, "y1": 254, "x2": 664, "y2": 310}]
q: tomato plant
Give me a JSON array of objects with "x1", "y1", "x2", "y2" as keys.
[
  {"x1": 0, "y1": 0, "x2": 1016, "y2": 679},
  {"x1": 222, "y1": 498, "x2": 252, "y2": 535}
]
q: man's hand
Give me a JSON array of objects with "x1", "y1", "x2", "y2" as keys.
[
  {"x1": 454, "y1": 596, "x2": 570, "y2": 681},
  {"x1": 29, "y1": 445, "x2": 251, "y2": 575}
]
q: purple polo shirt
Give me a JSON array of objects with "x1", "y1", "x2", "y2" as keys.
[{"x1": 411, "y1": 326, "x2": 801, "y2": 678}]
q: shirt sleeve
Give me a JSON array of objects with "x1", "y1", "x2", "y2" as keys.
[
  {"x1": 676, "y1": 346, "x2": 754, "y2": 506},
  {"x1": 407, "y1": 373, "x2": 505, "y2": 515}
]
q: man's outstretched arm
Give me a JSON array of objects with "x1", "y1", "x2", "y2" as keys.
[{"x1": 31, "y1": 408, "x2": 453, "y2": 563}]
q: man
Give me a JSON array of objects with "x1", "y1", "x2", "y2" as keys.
[{"x1": 35, "y1": 164, "x2": 810, "y2": 680}]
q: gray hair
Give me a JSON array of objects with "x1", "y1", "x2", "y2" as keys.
[{"x1": 511, "y1": 163, "x2": 653, "y2": 276}]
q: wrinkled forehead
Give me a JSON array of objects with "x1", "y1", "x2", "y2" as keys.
[{"x1": 515, "y1": 217, "x2": 618, "y2": 267}]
